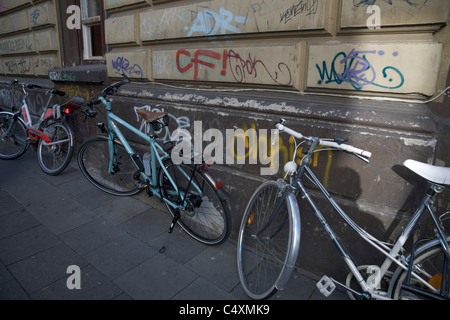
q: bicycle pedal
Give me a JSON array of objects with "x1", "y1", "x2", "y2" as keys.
[
  {"x1": 135, "y1": 181, "x2": 147, "y2": 189},
  {"x1": 316, "y1": 276, "x2": 336, "y2": 297}
]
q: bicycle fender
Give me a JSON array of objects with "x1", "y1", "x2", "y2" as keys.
[
  {"x1": 202, "y1": 171, "x2": 230, "y2": 201},
  {"x1": 216, "y1": 188, "x2": 230, "y2": 202}
]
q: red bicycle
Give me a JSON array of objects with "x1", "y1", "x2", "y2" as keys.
[{"x1": 0, "y1": 80, "x2": 84, "y2": 175}]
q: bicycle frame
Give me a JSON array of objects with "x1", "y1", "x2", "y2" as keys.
[
  {"x1": 98, "y1": 97, "x2": 203, "y2": 211},
  {"x1": 19, "y1": 84, "x2": 55, "y2": 129},
  {"x1": 289, "y1": 138, "x2": 448, "y2": 299},
  {"x1": 4, "y1": 84, "x2": 73, "y2": 147}
]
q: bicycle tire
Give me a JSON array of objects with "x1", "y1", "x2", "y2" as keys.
[
  {"x1": 0, "y1": 112, "x2": 28, "y2": 160},
  {"x1": 77, "y1": 138, "x2": 142, "y2": 196},
  {"x1": 158, "y1": 160, "x2": 231, "y2": 245},
  {"x1": 391, "y1": 237, "x2": 450, "y2": 300},
  {"x1": 237, "y1": 180, "x2": 301, "y2": 299},
  {"x1": 37, "y1": 121, "x2": 74, "y2": 175}
]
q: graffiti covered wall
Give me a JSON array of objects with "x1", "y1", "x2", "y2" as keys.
[
  {"x1": 0, "y1": 0, "x2": 60, "y2": 76},
  {"x1": 104, "y1": 0, "x2": 449, "y2": 98}
]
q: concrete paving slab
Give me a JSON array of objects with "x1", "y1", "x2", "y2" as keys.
[
  {"x1": 0, "y1": 208, "x2": 40, "y2": 239},
  {"x1": 118, "y1": 209, "x2": 168, "y2": 244},
  {"x1": 148, "y1": 228, "x2": 209, "y2": 264},
  {"x1": 7, "y1": 242, "x2": 88, "y2": 294},
  {"x1": 0, "y1": 277, "x2": 30, "y2": 300},
  {"x1": 114, "y1": 254, "x2": 197, "y2": 300},
  {"x1": 93, "y1": 196, "x2": 149, "y2": 225},
  {"x1": 184, "y1": 242, "x2": 240, "y2": 293},
  {"x1": 0, "y1": 194, "x2": 25, "y2": 216},
  {"x1": 0, "y1": 225, "x2": 61, "y2": 265},
  {"x1": 83, "y1": 234, "x2": 157, "y2": 280},
  {"x1": 30, "y1": 265, "x2": 124, "y2": 300},
  {"x1": 59, "y1": 219, "x2": 126, "y2": 255},
  {"x1": 173, "y1": 277, "x2": 238, "y2": 300}
]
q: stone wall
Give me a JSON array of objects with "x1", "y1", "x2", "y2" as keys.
[
  {"x1": 104, "y1": 0, "x2": 448, "y2": 98},
  {"x1": 0, "y1": 0, "x2": 60, "y2": 77}
]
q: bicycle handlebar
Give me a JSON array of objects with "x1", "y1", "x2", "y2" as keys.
[
  {"x1": 11, "y1": 79, "x2": 65, "y2": 97},
  {"x1": 275, "y1": 122, "x2": 372, "y2": 160},
  {"x1": 87, "y1": 73, "x2": 130, "y2": 108}
]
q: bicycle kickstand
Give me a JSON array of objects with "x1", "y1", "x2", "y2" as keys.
[
  {"x1": 159, "y1": 211, "x2": 181, "y2": 254},
  {"x1": 168, "y1": 212, "x2": 180, "y2": 234}
]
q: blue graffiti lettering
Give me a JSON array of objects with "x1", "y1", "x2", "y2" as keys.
[
  {"x1": 186, "y1": 8, "x2": 247, "y2": 37},
  {"x1": 316, "y1": 49, "x2": 404, "y2": 90},
  {"x1": 112, "y1": 57, "x2": 143, "y2": 79}
]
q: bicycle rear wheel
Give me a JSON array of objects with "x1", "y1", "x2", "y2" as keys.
[
  {"x1": 0, "y1": 112, "x2": 28, "y2": 159},
  {"x1": 77, "y1": 138, "x2": 142, "y2": 196},
  {"x1": 159, "y1": 161, "x2": 231, "y2": 245},
  {"x1": 37, "y1": 121, "x2": 74, "y2": 175},
  {"x1": 237, "y1": 180, "x2": 301, "y2": 300},
  {"x1": 391, "y1": 238, "x2": 450, "y2": 300}
]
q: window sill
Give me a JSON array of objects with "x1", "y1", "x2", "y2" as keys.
[{"x1": 49, "y1": 64, "x2": 107, "y2": 84}]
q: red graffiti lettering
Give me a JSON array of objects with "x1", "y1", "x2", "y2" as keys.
[
  {"x1": 176, "y1": 48, "x2": 292, "y2": 86},
  {"x1": 176, "y1": 49, "x2": 222, "y2": 80}
]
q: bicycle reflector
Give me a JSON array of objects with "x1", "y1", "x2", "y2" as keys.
[
  {"x1": 247, "y1": 212, "x2": 255, "y2": 227},
  {"x1": 428, "y1": 274, "x2": 443, "y2": 291}
]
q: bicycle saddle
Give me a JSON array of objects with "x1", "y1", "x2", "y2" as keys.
[
  {"x1": 404, "y1": 159, "x2": 450, "y2": 186},
  {"x1": 137, "y1": 110, "x2": 168, "y2": 123}
]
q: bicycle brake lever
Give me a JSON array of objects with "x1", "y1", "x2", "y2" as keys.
[{"x1": 334, "y1": 137, "x2": 349, "y2": 145}]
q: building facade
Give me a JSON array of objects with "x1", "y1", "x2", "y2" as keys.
[{"x1": 1, "y1": 0, "x2": 449, "y2": 279}]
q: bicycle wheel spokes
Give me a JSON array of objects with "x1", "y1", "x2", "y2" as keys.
[
  {"x1": 238, "y1": 180, "x2": 294, "y2": 299},
  {"x1": 0, "y1": 113, "x2": 28, "y2": 159},
  {"x1": 78, "y1": 138, "x2": 141, "y2": 196},
  {"x1": 160, "y1": 162, "x2": 231, "y2": 245},
  {"x1": 37, "y1": 122, "x2": 74, "y2": 175}
]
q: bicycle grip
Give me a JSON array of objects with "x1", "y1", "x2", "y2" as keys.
[
  {"x1": 276, "y1": 124, "x2": 303, "y2": 140},
  {"x1": 320, "y1": 140, "x2": 372, "y2": 158}
]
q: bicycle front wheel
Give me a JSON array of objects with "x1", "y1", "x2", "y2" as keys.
[
  {"x1": 237, "y1": 180, "x2": 301, "y2": 300},
  {"x1": 77, "y1": 138, "x2": 142, "y2": 196},
  {"x1": 0, "y1": 112, "x2": 28, "y2": 160},
  {"x1": 159, "y1": 161, "x2": 231, "y2": 245},
  {"x1": 37, "y1": 121, "x2": 74, "y2": 175},
  {"x1": 391, "y1": 238, "x2": 450, "y2": 300}
]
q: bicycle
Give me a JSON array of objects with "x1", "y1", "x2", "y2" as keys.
[
  {"x1": 0, "y1": 80, "x2": 84, "y2": 175},
  {"x1": 77, "y1": 75, "x2": 232, "y2": 245},
  {"x1": 237, "y1": 118, "x2": 450, "y2": 300}
]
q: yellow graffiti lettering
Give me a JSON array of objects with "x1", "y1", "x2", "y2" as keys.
[
  {"x1": 229, "y1": 123, "x2": 334, "y2": 186},
  {"x1": 59, "y1": 85, "x2": 90, "y2": 101}
]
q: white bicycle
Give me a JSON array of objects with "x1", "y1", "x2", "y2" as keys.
[{"x1": 237, "y1": 118, "x2": 450, "y2": 300}]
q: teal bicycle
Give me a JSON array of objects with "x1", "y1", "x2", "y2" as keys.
[{"x1": 77, "y1": 75, "x2": 231, "y2": 245}]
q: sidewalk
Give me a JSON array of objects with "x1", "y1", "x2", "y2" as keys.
[{"x1": 0, "y1": 149, "x2": 349, "y2": 300}]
